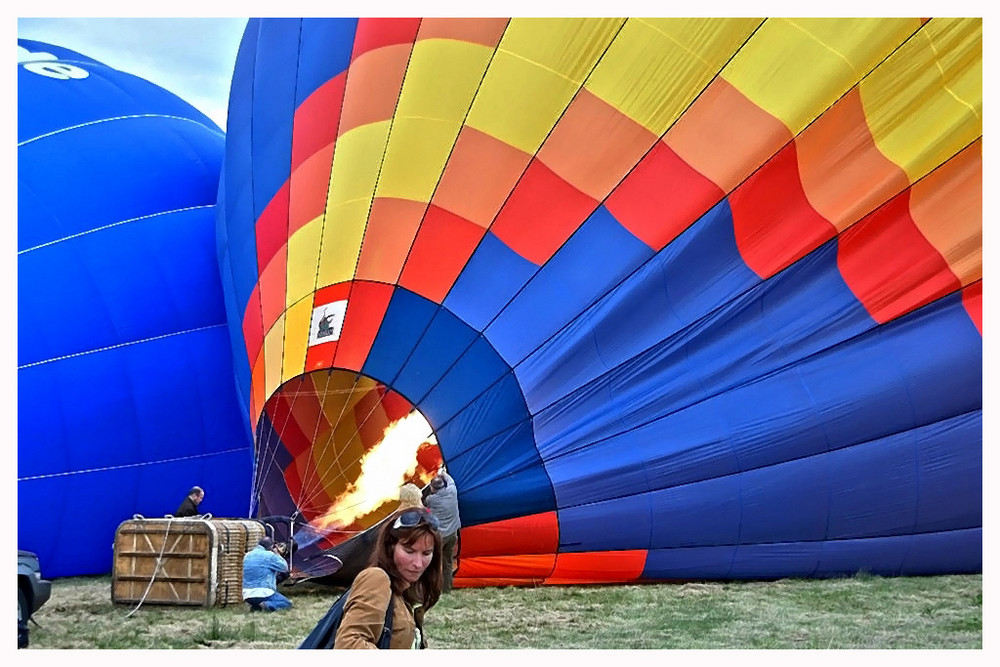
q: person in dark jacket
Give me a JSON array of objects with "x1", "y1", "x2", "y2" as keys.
[{"x1": 174, "y1": 486, "x2": 204, "y2": 517}]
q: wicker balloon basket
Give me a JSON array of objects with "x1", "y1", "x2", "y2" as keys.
[{"x1": 112, "y1": 517, "x2": 266, "y2": 608}]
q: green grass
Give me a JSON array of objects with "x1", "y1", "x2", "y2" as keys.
[{"x1": 24, "y1": 573, "x2": 981, "y2": 649}]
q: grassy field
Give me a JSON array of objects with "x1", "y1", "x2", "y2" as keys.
[{"x1": 24, "y1": 572, "x2": 981, "y2": 650}]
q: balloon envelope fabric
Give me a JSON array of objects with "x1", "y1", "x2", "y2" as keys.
[
  {"x1": 18, "y1": 40, "x2": 254, "y2": 577},
  {"x1": 217, "y1": 18, "x2": 982, "y2": 585}
]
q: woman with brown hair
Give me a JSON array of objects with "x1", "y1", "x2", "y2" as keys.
[{"x1": 334, "y1": 507, "x2": 443, "y2": 649}]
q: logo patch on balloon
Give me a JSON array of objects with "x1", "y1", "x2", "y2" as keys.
[{"x1": 309, "y1": 300, "x2": 348, "y2": 345}]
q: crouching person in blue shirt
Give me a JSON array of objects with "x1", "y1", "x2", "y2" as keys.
[{"x1": 243, "y1": 537, "x2": 293, "y2": 612}]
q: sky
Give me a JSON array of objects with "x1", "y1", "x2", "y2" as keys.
[{"x1": 17, "y1": 17, "x2": 249, "y2": 130}]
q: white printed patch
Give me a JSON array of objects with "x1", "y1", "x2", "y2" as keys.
[
  {"x1": 309, "y1": 300, "x2": 348, "y2": 346},
  {"x1": 18, "y1": 46, "x2": 89, "y2": 79}
]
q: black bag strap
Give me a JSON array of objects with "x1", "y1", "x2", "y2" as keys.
[
  {"x1": 376, "y1": 594, "x2": 394, "y2": 649},
  {"x1": 297, "y1": 586, "x2": 351, "y2": 649},
  {"x1": 298, "y1": 579, "x2": 395, "y2": 649}
]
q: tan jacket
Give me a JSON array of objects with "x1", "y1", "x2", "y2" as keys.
[{"x1": 334, "y1": 567, "x2": 416, "y2": 649}]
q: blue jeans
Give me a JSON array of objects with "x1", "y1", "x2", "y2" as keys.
[{"x1": 247, "y1": 591, "x2": 292, "y2": 611}]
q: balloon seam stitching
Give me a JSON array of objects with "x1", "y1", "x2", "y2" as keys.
[
  {"x1": 17, "y1": 322, "x2": 228, "y2": 369},
  {"x1": 17, "y1": 113, "x2": 223, "y2": 147}
]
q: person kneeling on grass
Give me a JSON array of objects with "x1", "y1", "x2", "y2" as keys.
[{"x1": 243, "y1": 537, "x2": 293, "y2": 612}]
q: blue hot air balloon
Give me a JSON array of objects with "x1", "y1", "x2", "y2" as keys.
[{"x1": 17, "y1": 39, "x2": 254, "y2": 577}]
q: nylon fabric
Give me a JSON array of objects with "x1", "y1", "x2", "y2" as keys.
[{"x1": 218, "y1": 18, "x2": 981, "y2": 585}]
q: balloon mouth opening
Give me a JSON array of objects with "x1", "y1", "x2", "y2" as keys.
[{"x1": 259, "y1": 368, "x2": 443, "y2": 551}]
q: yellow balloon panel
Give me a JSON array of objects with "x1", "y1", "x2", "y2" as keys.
[
  {"x1": 375, "y1": 39, "x2": 497, "y2": 203},
  {"x1": 280, "y1": 297, "x2": 312, "y2": 384},
  {"x1": 724, "y1": 17, "x2": 922, "y2": 134},
  {"x1": 324, "y1": 121, "x2": 391, "y2": 210},
  {"x1": 500, "y1": 17, "x2": 623, "y2": 83},
  {"x1": 375, "y1": 116, "x2": 461, "y2": 203},
  {"x1": 263, "y1": 313, "x2": 285, "y2": 402},
  {"x1": 396, "y1": 38, "x2": 496, "y2": 124},
  {"x1": 285, "y1": 216, "x2": 323, "y2": 308},
  {"x1": 466, "y1": 18, "x2": 622, "y2": 153},
  {"x1": 860, "y1": 18, "x2": 982, "y2": 182},
  {"x1": 585, "y1": 17, "x2": 762, "y2": 133}
]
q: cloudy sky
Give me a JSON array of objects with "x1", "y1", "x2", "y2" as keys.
[{"x1": 18, "y1": 17, "x2": 249, "y2": 130}]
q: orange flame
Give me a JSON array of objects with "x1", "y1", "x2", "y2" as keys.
[{"x1": 313, "y1": 411, "x2": 436, "y2": 533}]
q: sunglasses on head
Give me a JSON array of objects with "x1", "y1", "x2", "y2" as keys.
[{"x1": 392, "y1": 508, "x2": 440, "y2": 531}]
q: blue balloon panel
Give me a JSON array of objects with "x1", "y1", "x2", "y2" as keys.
[{"x1": 18, "y1": 39, "x2": 254, "y2": 577}]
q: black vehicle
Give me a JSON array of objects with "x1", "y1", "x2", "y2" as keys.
[{"x1": 17, "y1": 550, "x2": 51, "y2": 649}]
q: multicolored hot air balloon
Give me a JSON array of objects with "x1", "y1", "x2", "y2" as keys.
[
  {"x1": 18, "y1": 39, "x2": 254, "y2": 577},
  {"x1": 217, "y1": 18, "x2": 982, "y2": 585}
]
